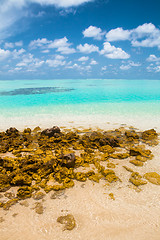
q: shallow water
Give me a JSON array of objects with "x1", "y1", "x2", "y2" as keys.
[{"x1": 0, "y1": 79, "x2": 160, "y2": 130}]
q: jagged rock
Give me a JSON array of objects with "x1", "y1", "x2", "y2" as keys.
[
  {"x1": 41, "y1": 126, "x2": 61, "y2": 138},
  {"x1": 142, "y1": 129, "x2": 158, "y2": 140},
  {"x1": 11, "y1": 174, "x2": 32, "y2": 186},
  {"x1": 17, "y1": 186, "x2": 33, "y2": 199},
  {"x1": 60, "y1": 153, "x2": 76, "y2": 168},
  {"x1": 129, "y1": 172, "x2": 147, "y2": 186},
  {"x1": 6, "y1": 127, "x2": 19, "y2": 137}
]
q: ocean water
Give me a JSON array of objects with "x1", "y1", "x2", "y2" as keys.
[{"x1": 0, "y1": 79, "x2": 160, "y2": 129}]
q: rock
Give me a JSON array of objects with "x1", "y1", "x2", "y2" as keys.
[
  {"x1": 60, "y1": 153, "x2": 76, "y2": 168},
  {"x1": 110, "y1": 152, "x2": 129, "y2": 159},
  {"x1": 142, "y1": 129, "x2": 158, "y2": 140},
  {"x1": 74, "y1": 172, "x2": 86, "y2": 182},
  {"x1": 57, "y1": 214, "x2": 76, "y2": 230},
  {"x1": 50, "y1": 190, "x2": 65, "y2": 199},
  {"x1": 32, "y1": 191, "x2": 45, "y2": 200},
  {"x1": 109, "y1": 193, "x2": 115, "y2": 200},
  {"x1": 11, "y1": 174, "x2": 32, "y2": 186},
  {"x1": 129, "y1": 160, "x2": 144, "y2": 167},
  {"x1": 144, "y1": 172, "x2": 160, "y2": 185},
  {"x1": 129, "y1": 147, "x2": 152, "y2": 157},
  {"x1": 20, "y1": 200, "x2": 29, "y2": 207},
  {"x1": 34, "y1": 202, "x2": 44, "y2": 214},
  {"x1": 107, "y1": 163, "x2": 116, "y2": 168},
  {"x1": 41, "y1": 126, "x2": 61, "y2": 138},
  {"x1": 0, "y1": 217, "x2": 5, "y2": 223},
  {"x1": 6, "y1": 127, "x2": 19, "y2": 137},
  {"x1": 102, "y1": 169, "x2": 119, "y2": 183},
  {"x1": 129, "y1": 172, "x2": 147, "y2": 186},
  {"x1": 3, "y1": 199, "x2": 18, "y2": 210},
  {"x1": 17, "y1": 186, "x2": 33, "y2": 199},
  {"x1": 4, "y1": 192, "x2": 15, "y2": 199},
  {"x1": 125, "y1": 130, "x2": 139, "y2": 139}
]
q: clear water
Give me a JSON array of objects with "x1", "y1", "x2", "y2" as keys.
[{"x1": 0, "y1": 79, "x2": 160, "y2": 118}]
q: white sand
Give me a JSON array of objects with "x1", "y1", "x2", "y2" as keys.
[{"x1": 0, "y1": 113, "x2": 160, "y2": 132}]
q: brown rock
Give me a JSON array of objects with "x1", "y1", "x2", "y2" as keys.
[{"x1": 41, "y1": 126, "x2": 61, "y2": 138}]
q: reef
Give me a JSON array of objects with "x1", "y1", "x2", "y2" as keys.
[{"x1": 0, "y1": 126, "x2": 159, "y2": 210}]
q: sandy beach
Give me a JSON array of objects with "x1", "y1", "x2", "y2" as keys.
[{"x1": 0, "y1": 123, "x2": 160, "y2": 240}]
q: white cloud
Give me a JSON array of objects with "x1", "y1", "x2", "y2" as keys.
[
  {"x1": 46, "y1": 59, "x2": 66, "y2": 67},
  {"x1": 128, "y1": 61, "x2": 141, "y2": 67},
  {"x1": 77, "y1": 43, "x2": 99, "y2": 53},
  {"x1": 78, "y1": 56, "x2": 89, "y2": 61},
  {"x1": 90, "y1": 59, "x2": 97, "y2": 65},
  {"x1": 154, "y1": 66, "x2": 160, "y2": 72},
  {"x1": 13, "y1": 48, "x2": 26, "y2": 58},
  {"x1": 15, "y1": 41, "x2": 23, "y2": 47},
  {"x1": 120, "y1": 61, "x2": 141, "y2": 70},
  {"x1": 106, "y1": 27, "x2": 131, "y2": 42},
  {"x1": 16, "y1": 53, "x2": 44, "y2": 69},
  {"x1": 29, "y1": 37, "x2": 75, "y2": 54},
  {"x1": 101, "y1": 66, "x2": 107, "y2": 71},
  {"x1": 147, "y1": 64, "x2": 160, "y2": 73},
  {"x1": 146, "y1": 54, "x2": 160, "y2": 62},
  {"x1": 83, "y1": 26, "x2": 105, "y2": 40},
  {"x1": 4, "y1": 42, "x2": 14, "y2": 48},
  {"x1": 29, "y1": 38, "x2": 51, "y2": 49},
  {"x1": 0, "y1": 0, "x2": 94, "y2": 38},
  {"x1": 48, "y1": 37, "x2": 76, "y2": 54},
  {"x1": 0, "y1": 48, "x2": 11, "y2": 60},
  {"x1": 120, "y1": 65, "x2": 131, "y2": 70},
  {"x1": 105, "y1": 23, "x2": 160, "y2": 49},
  {"x1": 41, "y1": 49, "x2": 50, "y2": 53},
  {"x1": 30, "y1": 0, "x2": 93, "y2": 8},
  {"x1": 101, "y1": 42, "x2": 130, "y2": 59},
  {"x1": 131, "y1": 23, "x2": 160, "y2": 48},
  {"x1": 55, "y1": 54, "x2": 65, "y2": 60}
]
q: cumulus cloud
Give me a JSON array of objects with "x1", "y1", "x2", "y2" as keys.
[
  {"x1": 106, "y1": 27, "x2": 131, "y2": 42},
  {"x1": 16, "y1": 53, "x2": 44, "y2": 69},
  {"x1": 48, "y1": 37, "x2": 76, "y2": 54},
  {"x1": 46, "y1": 59, "x2": 66, "y2": 67},
  {"x1": 120, "y1": 65, "x2": 131, "y2": 70},
  {"x1": 0, "y1": 48, "x2": 11, "y2": 60},
  {"x1": 77, "y1": 43, "x2": 99, "y2": 53},
  {"x1": 100, "y1": 42, "x2": 130, "y2": 59},
  {"x1": 78, "y1": 56, "x2": 89, "y2": 61},
  {"x1": 29, "y1": 37, "x2": 76, "y2": 54},
  {"x1": 90, "y1": 59, "x2": 98, "y2": 65},
  {"x1": 29, "y1": 38, "x2": 51, "y2": 49},
  {"x1": 4, "y1": 41, "x2": 23, "y2": 49},
  {"x1": 120, "y1": 61, "x2": 141, "y2": 70},
  {"x1": 105, "y1": 23, "x2": 160, "y2": 49},
  {"x1": 146, "y1": 54, "x2": 160, "y2": 62},
  {"x1": 83, "y1": 26, "x2": 105, "y2": 40},
  {"x1": 101, "y1": 66, "x2": 107, "y2": 71}
]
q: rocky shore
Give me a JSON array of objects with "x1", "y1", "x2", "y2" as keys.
[{"x1": 0, "y1": 125, "x2": 160, "y2": 239}]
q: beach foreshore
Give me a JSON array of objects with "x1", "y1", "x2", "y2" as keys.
[
  {"x1": 0, "y1": 113, "x2": 160, "y2": 132},
  {"x1": 0, "y1": 124, "x2": 160, "y2": 240}
]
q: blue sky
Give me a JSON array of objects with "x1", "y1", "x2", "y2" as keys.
[{"x1": 0, "y1": 0, "x2": 160, "y2": 79}]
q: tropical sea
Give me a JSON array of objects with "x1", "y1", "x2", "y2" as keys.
[{"x1": 0, "y1": 79, "x2": 160, "y2": 130}]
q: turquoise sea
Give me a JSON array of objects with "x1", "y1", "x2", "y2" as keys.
[{"x1": 0, "y1": 79, "x2": 160, "y2": 130}]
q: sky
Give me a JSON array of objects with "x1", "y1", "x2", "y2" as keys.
[{"x1": 0, "y1": 0, "x2": 160, "y2": 79}]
